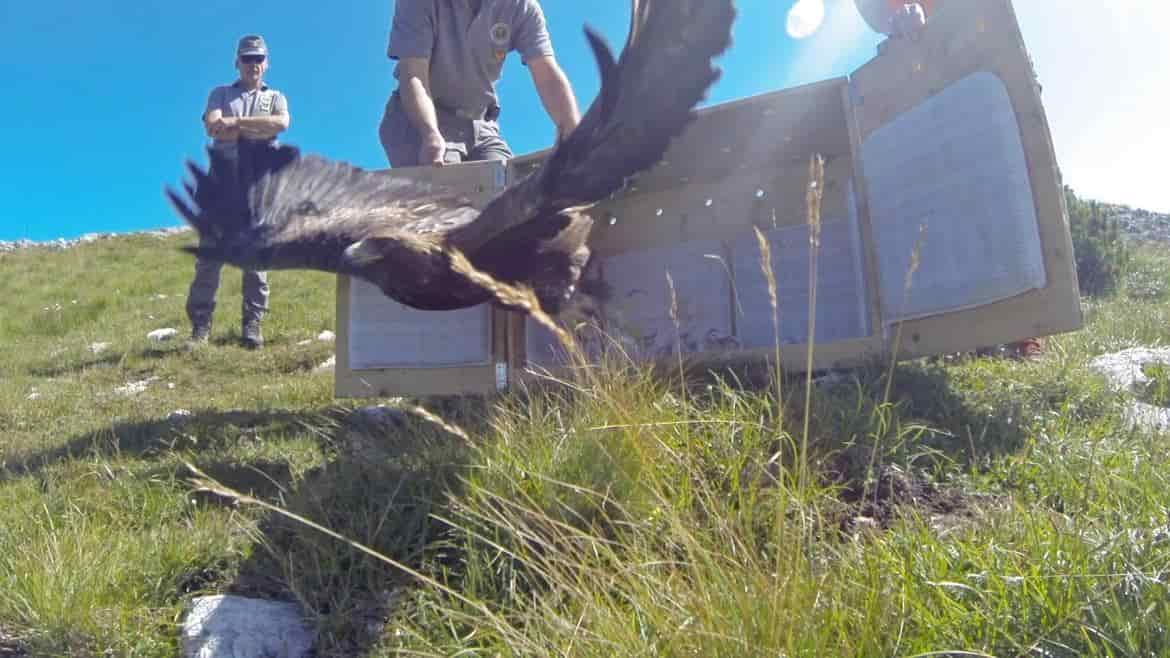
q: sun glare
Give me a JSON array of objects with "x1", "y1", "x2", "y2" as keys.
[{"x1": 786, "y1": 0, "x2": 826, "y2": 39}]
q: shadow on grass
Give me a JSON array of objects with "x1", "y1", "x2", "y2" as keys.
[
  {"x1": 695, "y1": 355, "x2": 1036, "y2": 465},
  {"x1": 1, "y1": 408, "x2": 325, "y2": 482},
  {"x1": 195, "y1": 397, "x2": 488, "y2": 656},
  {"x1": 1, "y1": 396, "x2": 489, "y2": 657},
  {"x1": 26, "y1": 352, "x2": 125, "y2": 378},
  {"x1": 3, "y1": 349, "x2": 1088, "y2": 656},
  {"x1": 675, "y1": 353, "x2": 1075, "y2": 531}
]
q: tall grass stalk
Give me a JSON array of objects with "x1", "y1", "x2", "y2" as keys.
[
  {"x1": 883, "y1": 223, "x2": 927, "y2": 405},
  {"x1": 800, "y1": 153, "x2": 825, "y2": 497},
  {"x1": 753, "y1": 226, "x2": 783, "y2": 432},
  {"x1": 868, "y1": 224, "x2": 927, "y2": 505}
]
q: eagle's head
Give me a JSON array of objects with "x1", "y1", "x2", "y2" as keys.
[{"x1": 526, "y1": 241, "x2": 606, "y2": 317}]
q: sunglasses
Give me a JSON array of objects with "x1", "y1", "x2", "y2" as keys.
[{"x1": 240, "y1": 55, "x2": 266, "y2": 64}]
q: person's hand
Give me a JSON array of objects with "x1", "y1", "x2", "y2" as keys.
[
  {"x1": 419, "y1": 131, "x2": 446, "y2": 167},
  {"x1": 238, "y1": 124, "x2": 268, "y2": 139},
  {"x1": 210, "y1": 116, "x2": 240, "y2": 140},
  {"x1": 556, "y1": 118, "x2": 579, "y2": 142}
]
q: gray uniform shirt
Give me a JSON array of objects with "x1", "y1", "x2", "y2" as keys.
[
  {"x1": 204, "y1": 82, "x2": 289, "y2": 151},
  {"x1": 387, "y1": 0, "x2": 555, "y2": 118}
]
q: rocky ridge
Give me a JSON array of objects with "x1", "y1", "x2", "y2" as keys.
[
  {"x1": 0, "y1": 227, "x2": 191, "y2": 254},
  {"x1": 5, "y1": 202, "x2": 1167, "y2": 254}
]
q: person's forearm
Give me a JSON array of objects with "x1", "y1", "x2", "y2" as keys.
[
  {"x1": 535, "y1": 72, "x2": 580, "y2": 137},
  {"x1": 400, "y1": 77, "x2": 443, "y2": 140},
  {"x1": 204, "y1": 109, "x2": 223, "y2": 138},
  {"x1": 237, "y1": 114, "x2": 289, "y2": 138}
]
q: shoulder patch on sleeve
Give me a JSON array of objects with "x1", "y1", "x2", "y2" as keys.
[{"x1": 490, "y1": 22, "x2": 511, "y2": 47}]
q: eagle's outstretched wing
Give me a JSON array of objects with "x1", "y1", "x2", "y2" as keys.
[
  {"x1": 168, "y1": 148, "x2": 479, "y2": 278},
  {"x1": 166, "y1": 0, "x2": 736, "y2": 314},
  {"x1": 453, "y1": 0, "x2": 738, "y2": 253}
]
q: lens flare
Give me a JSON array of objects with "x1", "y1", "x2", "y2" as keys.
[{"x1": 786, "y1": 0, "x2": 825, "y2": 39}]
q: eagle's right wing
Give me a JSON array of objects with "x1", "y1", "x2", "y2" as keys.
[{"x1": 447, "y1": 0, "x2": 738, "y2": 253}]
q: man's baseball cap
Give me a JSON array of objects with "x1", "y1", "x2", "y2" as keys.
[{"x1": 237, "y1": 35, "x2": 268, "y2": 57}]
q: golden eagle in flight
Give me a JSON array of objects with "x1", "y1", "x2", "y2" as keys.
[{"x1": 167, "y1": 0, "x2": 737, "y2": 317}]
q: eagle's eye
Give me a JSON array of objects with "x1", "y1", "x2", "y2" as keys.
[{"x1": 293, "y1": 200, "x2": 322, "y2": 216}]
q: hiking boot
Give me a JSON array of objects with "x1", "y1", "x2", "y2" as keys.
[
  {"x1": 241, "y1": 318, "x2": 264, "y2": 350},
  {"x1": 189, "y1": 322, "x2": 211, "y2": 344}
]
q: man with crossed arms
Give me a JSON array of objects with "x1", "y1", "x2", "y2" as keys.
[{"x1": 187, "y1": 34, "x2": 291, "y2": 349}]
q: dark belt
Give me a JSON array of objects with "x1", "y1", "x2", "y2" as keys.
[
  {"x1": 395, "y1": 91, "x2": 500, "y2": 122},
  {"x1": 437, "y1": 99, "x2": 501, "y2": 122}
]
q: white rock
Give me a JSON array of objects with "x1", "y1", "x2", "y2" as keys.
[
  {"x1": 1088, "y1": 347, "x2": 1170, "y2": 392},
  {"x1": 115, "y1": 377, "x2": 159, "y2": 396},
  {"x1": 317, "y1": 330, "x2": 335, "y2": 343},
  {"x1": 89, "y1": 342, "x2": 111, "y2": 355},
  {"x1": 1088, "y1": 347, "x2": 1170, "y2": 431},
  {"x1": 353, "y1": 403, "x2": 405, "y2": 427},
  {"x1": 181, "y1": 595, "x2": 314, "y2": 658},
  {"x1": 148, "y1": 328, "x2": 179, "y2": 342},
  {"x1": 1122, "y1": 404, "x2": 1170, "y2": 432},
  {"x1": 314, "y1": 355, "x2": 336, "y2": 372}
]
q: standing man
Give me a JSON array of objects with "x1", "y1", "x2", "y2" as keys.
[
  {"x1": 378, "y1": 0, "x2": 581, "y2": 168},
  {"x1": 186, "y1": 34, "x2": 291, "y2": 349}
]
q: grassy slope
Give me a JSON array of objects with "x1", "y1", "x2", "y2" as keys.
[{"x1": 1, "y1": 232, "x2": 1169, "y2": 656}]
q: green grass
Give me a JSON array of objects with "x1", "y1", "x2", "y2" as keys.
[{"x1": 2, "y1": 231, "x2": 1170, "y2": 656}]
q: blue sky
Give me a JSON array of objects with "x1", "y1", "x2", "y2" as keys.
[{"x1": 0, "y1": 1, "x2": 1162, "y2": 242}]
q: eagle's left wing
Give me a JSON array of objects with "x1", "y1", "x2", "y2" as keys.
[{"x1": 167, "y1": 145, "x2": 479, "y2": 281}]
